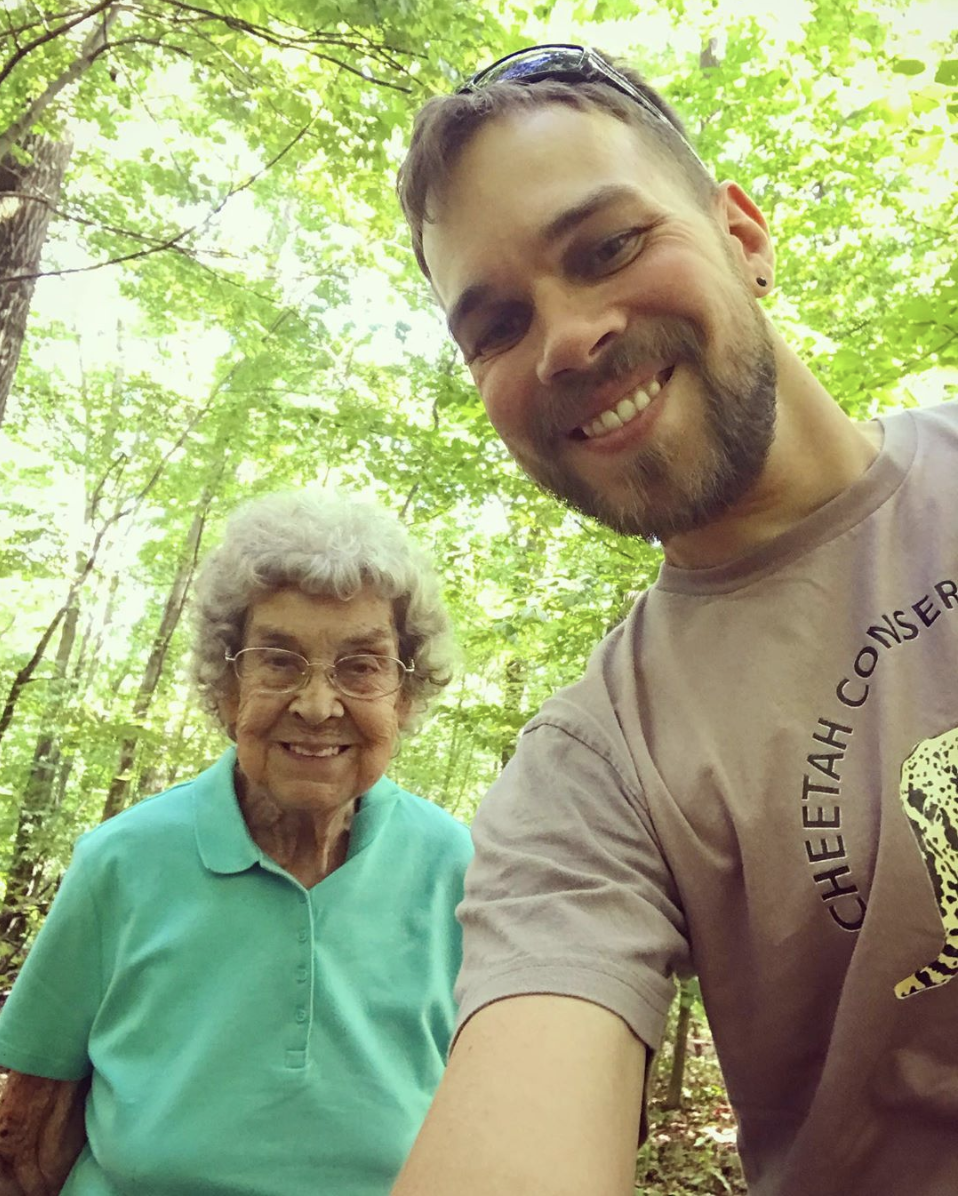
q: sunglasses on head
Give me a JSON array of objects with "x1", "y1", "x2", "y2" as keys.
[{"x1": 457, "y1": 43, "x2": 703, "y2": 164}]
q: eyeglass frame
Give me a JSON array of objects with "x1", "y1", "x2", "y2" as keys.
[
  {"x1": 456, "y1": 43, "x2": 706, "y2": 168},
  {"x1": 225, "y1": 647, "x2": 414, "y2": 701}
]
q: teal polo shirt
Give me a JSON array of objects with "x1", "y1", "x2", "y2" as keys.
[{"x1": 0, "y1": 748, "x2": 472, "y2": 1195}]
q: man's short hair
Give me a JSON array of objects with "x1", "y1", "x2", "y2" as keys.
[{"x1": 398, "y1": 53, "x2": 717, "y2": 280}]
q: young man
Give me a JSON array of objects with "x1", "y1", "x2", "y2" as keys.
[{"x1": 393, "y1": 46, "x2": 958, "y2": 1196}]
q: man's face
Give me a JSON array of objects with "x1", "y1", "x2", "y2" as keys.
[{"x1": 421, "y1": 104, "x2": 777, "y2": 543}]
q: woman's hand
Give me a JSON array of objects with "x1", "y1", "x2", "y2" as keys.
[{"x1": 0, "y1": 1071, "x2": 88, "y2": 1196}]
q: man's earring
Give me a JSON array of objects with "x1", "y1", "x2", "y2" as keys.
[{"x1": 756, "y1": 276, "x2": 768, "y2": 288}]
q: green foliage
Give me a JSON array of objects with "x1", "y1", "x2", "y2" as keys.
[{"x1": 1, "y1": 0, "x2": 956, "y2": 1176}]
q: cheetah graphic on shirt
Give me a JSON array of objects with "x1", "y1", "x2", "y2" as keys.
[{"x1": 895, "y1": 726, "x2": 958, "y2": 999}]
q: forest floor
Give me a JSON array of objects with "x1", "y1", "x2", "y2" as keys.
[{"x1": 636, "y1": 1021, "x2": 747, "y2": 1195}]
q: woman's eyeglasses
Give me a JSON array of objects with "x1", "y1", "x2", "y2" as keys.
[{"x1": 226, "y1": 647, "x2": 413, "y2": 700}]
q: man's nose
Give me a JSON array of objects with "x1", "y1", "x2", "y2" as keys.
[
  {"x1": 288, "y1": 668, "x2": 344, "y2": 722},
  {"x1": 535, "y1": 285, "x2": 627, "y2": 385}
]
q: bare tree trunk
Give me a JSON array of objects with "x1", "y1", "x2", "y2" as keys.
[
  {"x1": 498, "y1": 654, "x2": 526, "y2": 770},
  {"x1": 0, "y1": 134, "x2": 72, "y2": 423},
  {"x1": 72, "y1": 569, "x2": 122, "y2": 695},
  {"x1": 440, "y1": 682, "x2": 467, "y2": 808},
  {"x1": 0, "y1": 414, "x2": 180, "y2": 757},
  {"x1": 100, "y1": 491, "x2": 215, "y2": 821},
  {"x1": 664, "y1": 980, "x2": 695, "y2": 1110},
  {"x1": 496, "y1": 522, "x2": 547, "y2": 771},
  {"x1": 0, "y1": 597, "x2": 81, "y2": 979},
  {"x1": 0, "y1": 524, "x2": 110, "y2": 754},
  {"x1": 0, "y1": 3, "x2": 123, "y2": 423}
]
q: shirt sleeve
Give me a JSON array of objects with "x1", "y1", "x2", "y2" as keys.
[
  {"x1": 454, "y1": 714, "x2": 691, "y2": 1054},
  {"x1": 0, "y1": 837, "x2": 102, "y2": 1079}
]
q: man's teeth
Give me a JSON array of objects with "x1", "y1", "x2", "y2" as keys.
[
  {"x1": 286, "y1": 744, "x2": 343, "y2": 758},
  {"x1": 581, "y1": 375, "x2": 663, "y2": 440}
]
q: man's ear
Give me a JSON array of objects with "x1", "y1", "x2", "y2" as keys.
[{"x1": 716, "y1": 181, "x2": 775, "y2": 294}]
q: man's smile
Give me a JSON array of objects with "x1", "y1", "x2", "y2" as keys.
[{"x1": 573, "y1": 364, "x2": 675, "y2": 441}]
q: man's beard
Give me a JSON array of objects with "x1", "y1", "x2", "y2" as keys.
[{"x1": 512, "y1": 303, "x2": 778, "y2": 545}]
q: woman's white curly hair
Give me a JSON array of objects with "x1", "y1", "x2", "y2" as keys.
[{"x1": 192, "y1": 490, "x2": 455, "y2": 733}]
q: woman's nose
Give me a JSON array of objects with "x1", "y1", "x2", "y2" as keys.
[{"x1": 288, "y1": 668, "x2": 344, "y2": 722}]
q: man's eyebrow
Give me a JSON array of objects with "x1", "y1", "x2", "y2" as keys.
[
  {"x1": 540, "y1": 183, "x2": 638, "y2": 244},
  {"x1": 447, "y1": 283, "x2": 493, "y2": 345},
  {"x1": 446, "y1": 184, "x2": 638, "y2": 344}
]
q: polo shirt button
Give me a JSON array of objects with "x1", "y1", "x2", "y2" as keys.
[
  {"x1": 295, "y1": 1007, "x2": 307, "y2": 1023},
  {"x1": 296, "y1": 966, "x2": 308, "y2": 983},
  {"x1": 298, "y1": 929, "x2": 308, "y2": 943}
]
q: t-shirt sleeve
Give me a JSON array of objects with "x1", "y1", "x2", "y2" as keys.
[
  {"x1": 454, "y1": 716, "x2": 690, "y2": 1054},
  {"x1": 0, "y1": 837, "x2": 102, "y2": 1079}
]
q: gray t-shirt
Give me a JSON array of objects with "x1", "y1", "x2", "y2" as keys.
[{"x1": 457, "y1": 402, "x2": 958, "y2": 1195}]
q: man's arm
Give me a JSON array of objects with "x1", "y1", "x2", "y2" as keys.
[
  {"x1": 0, "y1": 1071, "x2": 88, "y2": 1196},
  {"x1": 393, "y1": 994, "x2": 646, "y2": 1196}
]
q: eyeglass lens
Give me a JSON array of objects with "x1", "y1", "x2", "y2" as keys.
[
  {"x1": 461, "y1": 43, "x2": 701, "y2": 162},
  {"x1": 484, "y1": 47, "x2": 583, "y2": 84},
  {"x1": 233, "y1": 648, "x2": 402, "y2": 697}
]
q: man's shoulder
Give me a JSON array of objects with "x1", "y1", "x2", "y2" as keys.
[
  {"x1": 883, "y1": 399, "x2": 958, "y2": 438},
  {"x1": 917, "y1": 399, "x2": 958, "y2": 442},
  {"x1": 508, "y1": 621, "x2": 648, "y2": 792}
]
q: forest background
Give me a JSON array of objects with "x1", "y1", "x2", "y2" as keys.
[{"x1": 1, "y1": 0, "x2": 956, "y2": 1189}]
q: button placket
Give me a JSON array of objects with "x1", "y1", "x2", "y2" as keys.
[{"x1": 286, "y1": 891, "x2": 313, "y2": 1070}]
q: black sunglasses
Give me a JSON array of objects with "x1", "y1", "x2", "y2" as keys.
[{"x1": 457, "y1": 43, "x2": 704, "y2": 165}]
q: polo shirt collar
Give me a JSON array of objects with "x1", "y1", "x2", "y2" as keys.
[
  {"x1": 346, "y1": 774, "x2": 401, "y2": 859},
  {"x1": 193, "y1": 747, "x2": 262, "y2": 875},
  {"x1": 192, "y1": 748, "x2": 404, "y2": 874}
]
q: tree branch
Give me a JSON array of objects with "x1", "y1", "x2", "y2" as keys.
[
  {"x1": 0, "y1": 7, "x2": 92, "y2": 43},
  {"x1": 0, "y1": 188, "x2": 312, "y2": 317},
  {"x1": 874, "y1": 329, "x2": 958, "y2": 389},
  {"x1": 135, "y1": 0, "x2": 415, "y2": 90},
  {"x1": 0, "y1": 113, "x2": 318, "y2": 284},
  {"x1": 0, "y1": 188, "x2": 182, "y2": 249},
  {"x1": 0, "y1": 3, "x2": 121, "y2": 160},
  {"x1": 0, "y1": 0, "x2": 114, "y2": 90},
  {"x1": 100, "y1": 33, "x2": 192, "y2": 57}
]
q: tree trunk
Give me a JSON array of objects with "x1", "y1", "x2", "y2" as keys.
[
  {"x1": 0, "y1": 405, "x2": 175, "y2": 758},
  {"x1": 0, "y1": 134, "x2": 72, "y2": 424},
  {"x1": 498, "y1": 655, "x2": 526, "y2": 770},
  {"x1": 664, "y1": 980, "x2": 695, "y2": 1110},
  {"x1": 496, "y1": 522, "x2": 546, "y2": 771},
  {"x1": 100, "y1": 492, "x2": 215, "y2": 821},
  {"x1": 0, "y1": 597, "x2": 81, "y2": 981},
  {"x1": 0, "y1": 523, "x2": 110, "y2": 755},
  {"x1": 0, "y1": 3, "x2": 123, "y2": 424}
]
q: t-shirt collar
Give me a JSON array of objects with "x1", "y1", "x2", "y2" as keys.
[{"x1": 655, "y1": 409, "x2": 916, "y2": 597}]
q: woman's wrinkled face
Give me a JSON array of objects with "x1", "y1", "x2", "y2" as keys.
[{"x1": 221, "y1": 586, "x2": 408, "y2": 819}]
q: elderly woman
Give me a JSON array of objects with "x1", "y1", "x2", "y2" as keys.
[{"x1": 0, "y1": 490, "x2": 472, "y2": 1196}]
